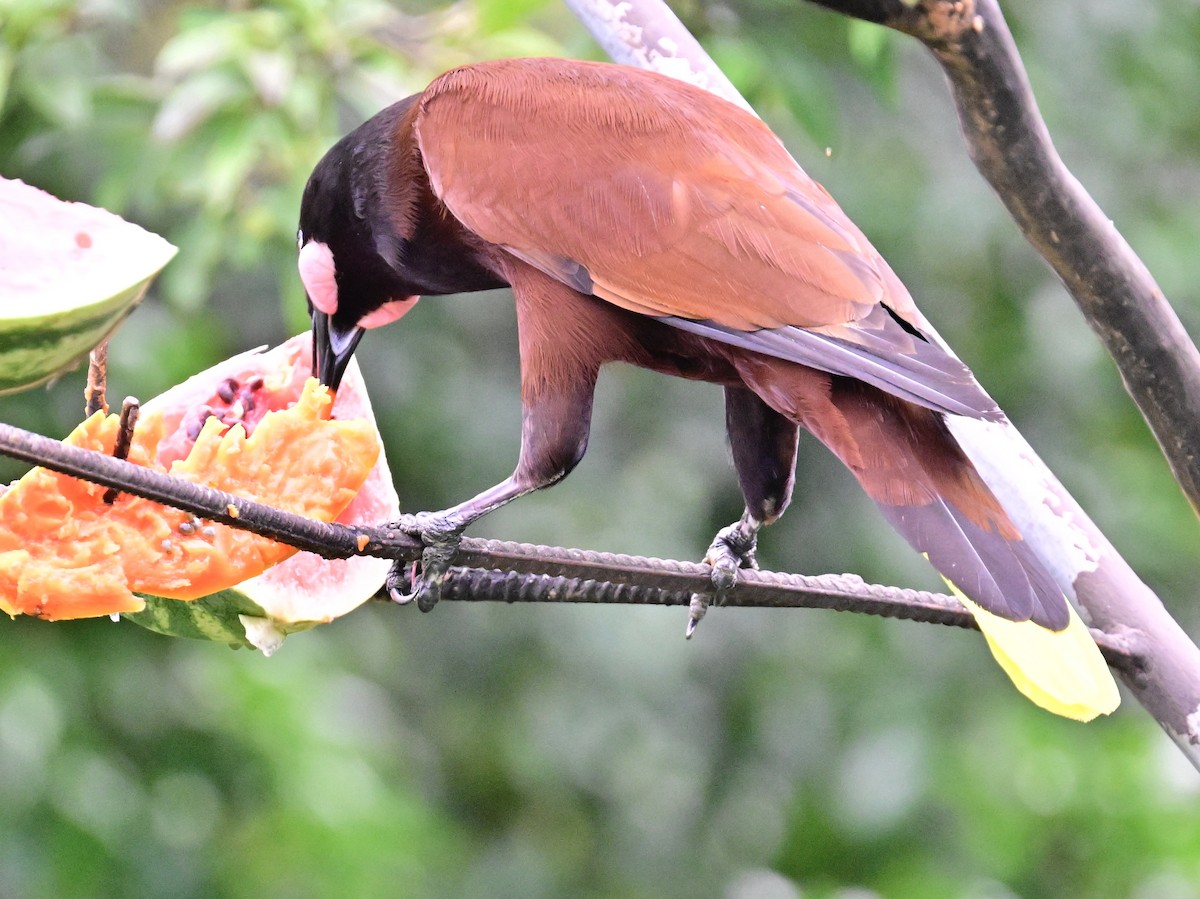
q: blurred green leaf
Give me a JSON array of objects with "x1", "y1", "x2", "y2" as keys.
[
  {"x1": 201, "y1": 119, "x2": 262, "y2": 211},
  {"x1": 157, "y1": 214, "x2": 224, "y2": 310},
  {"x1": 0, "y1": 44, "x2": 14, "y2": 111},
  {"x1": 708, "y1": 34, "x2": 768, "y2": 97},
  {"x1": 152, "y1": 69, "x2": 247, "y2": 141},
  {"x1": 243, "y1": 50, "x2": 294, "y2": 106},
  {"x1": 773, "y1": 51, "x2": 840, "y2": 147},
  {"x1": 846, "y1": 18, "x2": 888, "y2": 67},
  {"x1": 14, "y1": 35, "x2": 96, "y2": 125},
  {"x1": 477, "y1": 0, "x2": 553, "y2": 33},
  {"x1": 155, "y1": 12, "x2": 253, "y2": 76}
]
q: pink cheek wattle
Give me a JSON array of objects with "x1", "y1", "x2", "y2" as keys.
[
  {"x1": 360, "y1": 296, "x2": 420, "y2": 329},
  {"x1": 298, "y1": 240, "x2": 339, "y2": 315}
]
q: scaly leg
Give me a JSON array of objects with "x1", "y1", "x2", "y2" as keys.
[
  {"x1": 388, "y1": 264, "x2": 612, "y2": 610},
  {"x1": 386, "y1": 369, "x2": 599, "y2": 609},
  {"x1": 688, "y1": 386, "x2": 799, "y2": 636}
]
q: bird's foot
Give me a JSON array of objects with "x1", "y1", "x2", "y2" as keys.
[
  {"x1": 707, "y1": 518, "x2": 760, "y2": 590},
  {"x1": 687, "y1": 516, "x2": 760, "y2": 639},
  {"x1": 385, "y1": 511, "x2": 467, "y2": 612}
]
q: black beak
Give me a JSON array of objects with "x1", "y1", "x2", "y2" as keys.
[{"x1": 311, "y1": 310, "x2": 364, "y2": 391}]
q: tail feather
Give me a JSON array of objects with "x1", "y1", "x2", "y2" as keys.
[
  {"x1": 954, "y1": 589, "x2": 1120, "y2": 722},
  {"x1": 878, "y1": 498, "x2": 1065, "y2": 629},
  {"x1": 811, "y1": 378, "x2": 1118, "y2": 719},
  {"x1": 732, "y1": 360, "x2": 1119, "y2": 720},
  {"x1": 879, "y1": 494, "x2": 1119, "y2": 721},
  {"x1": 868, "y1": 439, "x2": 1118, "y2": 720}
]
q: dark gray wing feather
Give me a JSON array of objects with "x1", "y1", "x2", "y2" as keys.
[{"x1": 660, "y1": 313, "x2": 1002, "y2": 421}]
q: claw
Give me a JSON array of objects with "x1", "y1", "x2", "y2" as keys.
[
  {"x1": 685, "y1": 593, "x2": 708, "y2": 639},
  {"x1": 384, "y1": 511, "x2": 466, "y2": 611},
  {"x1": 707, "y1": 519, "x2": 760, "y2": 579},
  {"x1": 687, "y1": 514, "x2": 761, "y2": 638},
  {"x1": 385, "y1": 560, "x2": 420, "y2": 605}
]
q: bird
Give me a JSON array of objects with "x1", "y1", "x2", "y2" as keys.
[{"x1": 296, "y1": 56, "x2": 1118, "y2": 721}]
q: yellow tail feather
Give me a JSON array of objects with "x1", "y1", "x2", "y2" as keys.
[{"x1": 945, "y1": 581, "x2": 1120, "y2": 721}]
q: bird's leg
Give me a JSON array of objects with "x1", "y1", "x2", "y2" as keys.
[
  {"x1": 688, "y1": 510, "x2": 762, "y2": 637},
  {"x1": 705, "y1": 509, "x2": 763, "y2": 588},
  {"x1": 386, "y1": 480, "x2": 537, "y2": 612},
  {"x1": 387, "y1": 321, "x2": 601, "y2": 611},
  {"x1": 688, "y1": 386, "x2": 799, "y2": 637}
]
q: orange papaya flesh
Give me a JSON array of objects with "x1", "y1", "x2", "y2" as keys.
[{"x1": 0, "y1": 377, "x2": 379, "y2": 621}]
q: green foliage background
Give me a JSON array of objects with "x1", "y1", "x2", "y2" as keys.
[{"x1": 2, "y1": 1, "x2": 1199, "y2": 896}]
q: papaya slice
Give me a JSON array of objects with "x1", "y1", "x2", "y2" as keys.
[
  {"x1": 0, "y1": 335, "x2": 385, "y2": 622},
  {"x1": 0, "y1": 176, "x2": 176, "y2": 394}
]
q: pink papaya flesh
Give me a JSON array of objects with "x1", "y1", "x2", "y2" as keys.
[{"x1": 0, "y1": 336, "x2": 392, "y2": 622}]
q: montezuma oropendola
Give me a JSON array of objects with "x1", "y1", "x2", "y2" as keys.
[{"x1": 298, "y1": 57, "x2": 1117, "y2": 720}]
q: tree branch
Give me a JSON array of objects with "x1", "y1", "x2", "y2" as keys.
[
  {"x1": 561, "y1": 0, "x2": 1200, "y2": 768},
  {"x1": 810, "y1": 0, "x2": 1200, "y2": 517}
]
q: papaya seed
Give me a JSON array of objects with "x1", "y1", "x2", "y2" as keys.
[{"x1": 216, "y1": 378, "x2": 239, "y2": 403}]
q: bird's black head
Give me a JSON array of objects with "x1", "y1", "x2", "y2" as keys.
[{"x1": 298, "y1": 100, "x2": 422, "y2": 390}]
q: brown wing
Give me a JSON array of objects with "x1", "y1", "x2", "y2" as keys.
[{"x1": 414, "y1": 58, "x2": 997, "y2": 419}]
